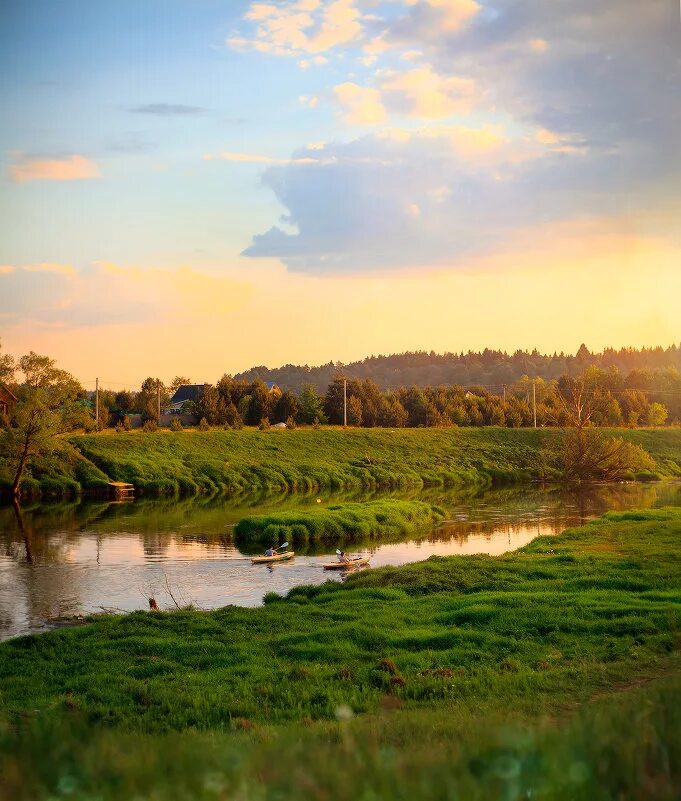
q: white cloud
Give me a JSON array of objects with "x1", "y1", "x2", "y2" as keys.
[
  {"x1": 382, "y1": 65, "x2": 478, "y2": 118},
  {"x1": 230, "y1": 0, "x2": 363, "y2": 57},
  {"x1": 8, "y1": 154, "x2": 101, "y2": 183},
  {"x1": 404, "y1": 0, "x2": 481, "y2": 32},
  {"x1": 333, "y1": 82, "x2": 386, "y2": 125}
]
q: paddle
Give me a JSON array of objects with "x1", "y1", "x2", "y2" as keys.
[{"x1": 274, "y1": 542, "x2": 289, "y2": 552}]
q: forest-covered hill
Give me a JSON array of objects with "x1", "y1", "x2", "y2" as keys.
[{"x1": 235, "y1": 344, "x2": 681, "y2": 393}]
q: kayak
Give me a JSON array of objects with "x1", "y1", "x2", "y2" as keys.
[
  {"x1": 322, "y1": 556, "x2": 370, "y2": 570},
  {"x1": 251, "y1": 551, "x2": 295, "y2": 564}
]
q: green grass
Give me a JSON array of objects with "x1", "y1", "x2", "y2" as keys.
[
  {"x1": 1, "y1": 508, "x2": 679, "y2": 732},
  {"x1": 1, "y1": 508, "x2": 680, "y2": 799},
  {"x1": 233, "y1": 498, "x2": 445, "y2": 548},
  {"x1": 69, "y1": 427, "x2": 681, "y2": 497},
  {"x1": 2, "y1": 670, "x2": 680, "y2": 801},
  {"x1": 3, "y1": 427, "x2": 680, "y2": 499},
  {"x1": 0, "y1": 508, "x2": 681, "y2": 801}
]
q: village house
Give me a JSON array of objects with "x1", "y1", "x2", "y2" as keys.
[
  {"x1": 0, "y1": 383, "x2": 17, "y2": 419},
  {"x1": 164, "y1": 384, "x2": 205, "y2": 414},
  {"x1": 164, "y1": 381, "x2": 281, "y2": 414}
]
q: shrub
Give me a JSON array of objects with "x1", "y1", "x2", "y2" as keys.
[
  {"x1": 115, "y1": 422, "x2": 125, "y2": 433},
  {"x1": 259, "y1": 418, "x2": 271, "y2": 431},
  {"x1": 198, "y1": 418, "x2": 210, "y2": 431},
  {"x1": 170, "y1": 418, "x2": 183, "y2": 432},
  {"x1": 142, "y1": 419, "x2": 158, "y2": 433},
  {"x1": 122, "y1": 415, "x2": 132, "y2": 431},
  {"x1": 286, "y1": 416, "x2": 297, "y2": 430}
]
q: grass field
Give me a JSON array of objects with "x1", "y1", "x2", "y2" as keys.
[
  {"x1": 233, "y1": 498, "x2": 445, "y2": 548},
  {"x1": 1, "y1": 508, "x2": 680, "y2": 799},
  {"x1": 4, "y1": 426, "x2": 678, "y2": 498}
]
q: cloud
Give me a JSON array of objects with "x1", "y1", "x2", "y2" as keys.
[
  {"x1": 382, "y1": 65, "x2": 478, "y2": 118},
  {"x1": 128, "y1": 103, "x2": 206, "y2": 116},
  {"x1": 228, "y1": 0, "x2": 363, "y2": 57},
  {"x1": 0, "y1": 262, "x2": 250, "y2": 328},
  {"x1": 240, "y1": 122, "x2": 674, "y2": 272},
  {"x1": 8, "y1": 154, "x2": 101, "y2": 183},
  {"x1": 404, "y1": 0, "x2": 481, "y2": 33},
  {"x1": 21, "y1": 262, "x2": 76, "y2": 276},
  {"x1": 203, "y1": 150, "x2": 325, "y2": 165},
  {"x1": 333, "y1": 82, "x2": 386, "y2": 125}
]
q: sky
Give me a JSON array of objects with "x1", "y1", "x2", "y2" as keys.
[{"x1": 1, "y1": 0, "x2": 680, "y2": 390}]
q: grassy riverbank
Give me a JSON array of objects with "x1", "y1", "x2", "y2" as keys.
[
  {"x1": 234, "y1": 499, "x2": 445, "y2": 548},
  {"x1": 4, "y1": 426, "x2": 680, "y2": 498},
  {"x1": 1, "y1": 508, "x2": 680, "y2": 799}
]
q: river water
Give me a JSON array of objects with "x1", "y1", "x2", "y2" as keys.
[{"x1": 1, "y1": 482, "x2": 679, "y2": 640}]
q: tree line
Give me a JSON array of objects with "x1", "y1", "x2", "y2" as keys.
[
  {"x1": 1, "y1": 340, "x2": 675, "y2": 499},
  {"x1": 235, "y1": 343, "x2": 681, "y2": 395},
  {"x1": 153, "y1": 368, "x2": 676, "y2": 429}
]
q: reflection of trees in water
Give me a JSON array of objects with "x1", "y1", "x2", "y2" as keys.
[{"x1": 0, "y1": 502, "x2": 87, "y2": 636}]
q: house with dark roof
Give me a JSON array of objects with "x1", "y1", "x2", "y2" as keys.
[
  {"x1": 164, "y1": 384, "x2": 204, "y2": 414},
  {"x1": 0, "y1": 383, "x2": 17, "y2": 419}
]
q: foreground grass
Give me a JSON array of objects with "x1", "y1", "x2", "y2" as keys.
[
  {"x1": 234, "y1": 498, "x2": 445, "y2": 548},
  {"x1": 1, "y1": 508, "x2": 680, "y2": 799},
  {"x1": 2, "y1": 671, "x2": 680, "y2": 801}
]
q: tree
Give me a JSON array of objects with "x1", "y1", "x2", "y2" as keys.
[
  {"x1": 297, "y1": 384, "x2": 326, "y2": 424},
  {"x1": 169, "y1": 376, "x2": 192, "y2": 394},
  {"x1": 646, "y1": 402, "x2": 668, "y2": 426},
  {"x1": 274, "y1": 391, "x2": 299, "y2": 423},
  {"x1": 193, "y1": 384, "x2": 226, "y2": 425},
  {"x1": 0, "y1": 339, "x2": 15, "y2": 385},
  {"x1": 3, "y1": 352, "x2": 84, "y2": 498},
  {"x1": 114, "y1": 390, "x2": 136, "y2": 415},
  {"x1": 347, "y1": 395, "x2": 363, "y2": 426},
  {"x1": 138, "y1": 378, "x2": 168, "y2": 422}
]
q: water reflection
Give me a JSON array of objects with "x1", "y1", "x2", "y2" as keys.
[{"x1": 1, "y1": 482, "x2": 679, "y2": 640}]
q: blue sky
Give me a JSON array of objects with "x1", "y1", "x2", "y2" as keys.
[{"x1": 1, "y1": 1, "x2": 680, "y2": 385}]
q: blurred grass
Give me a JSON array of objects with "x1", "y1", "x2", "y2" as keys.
[{"x1": 2, "y1": 670, "x2": 680, "y2": 801}]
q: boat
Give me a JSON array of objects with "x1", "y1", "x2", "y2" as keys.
[
  {"x1": 251, "y1": 551, "x2": 295, "y2": 564},
  {"x1": 322, "y1": 556, "x2": 370, "y2": 570}
]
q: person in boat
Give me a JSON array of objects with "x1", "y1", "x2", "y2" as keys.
[
  {"x1": 265, "y1": 547, "x2": 275, "y2": 557},
  {"x1": 339, "y1": 551, "x2": 351, "y2": 563}
]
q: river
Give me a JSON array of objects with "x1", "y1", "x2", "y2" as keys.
[{"x1": 1, "y1": 481, "x2": 679, "y2": 640}]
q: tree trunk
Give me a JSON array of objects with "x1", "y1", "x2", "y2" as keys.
[{"x1": 11, "y1": 446, "x2": 29, "y2": 498}]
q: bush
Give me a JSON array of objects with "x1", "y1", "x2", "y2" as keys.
[
  {"x1": 142, "y1": 419, "x2": 158, "y2": 433},
  {"x1": 122, "y1": 415, "x2": 132, "y2": 431},
  {"x1": 313, "y1": 416, "x2": 321, "y2": 430},
  {"x1": 115, "y1": 422, "x2": 125, "y2": 433},
  {"x1": 258, "y1": 418, "x2": 271, "y2": 431},
  {"x1": 198, "y1": 418, "x2": 210, "y2": 431},
  {"x1": 170, "y1": 418, "x2": 183, "y2": 432},
  {"x1": 286, "y1": 416, "x2": 296, "y2": 430}
]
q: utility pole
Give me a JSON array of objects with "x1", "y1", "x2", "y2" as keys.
[
  {"x1": 343, "y1": 379, "x2": 347, "y2": 428},
  {"x1": 157, "y1": 381, "x2": 161, "y2": 421},
  {"x1": 532, "y1": 380, "x2": 537, "y2": 428},
  {"x1": 502, "y1": 384, "x2": 506, "y2": 404},
  {"x1": 95, "y1": 377, "x2": 99, "y2": 426}
]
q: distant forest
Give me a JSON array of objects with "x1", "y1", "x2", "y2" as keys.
[{"x1": 235, "y1": 344, "x2": 681, "y2": 394}]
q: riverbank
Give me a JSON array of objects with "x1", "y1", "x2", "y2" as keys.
[
  {"x1": 1, "y1": 508, "x2": 680, "y2": 798},
  {"x1": 3, "y1": 426, "x2": 681, "y2": 499}
]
